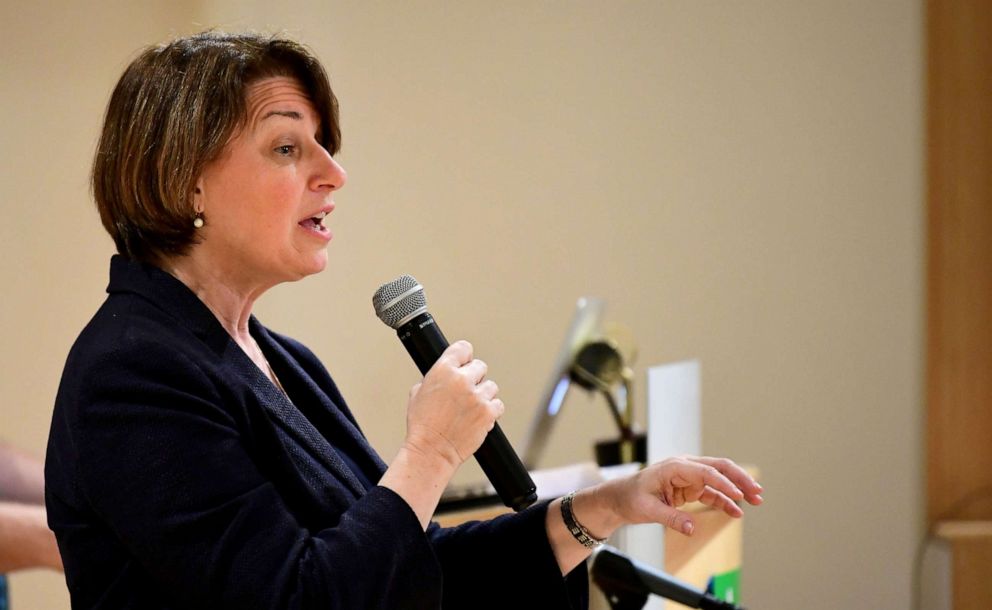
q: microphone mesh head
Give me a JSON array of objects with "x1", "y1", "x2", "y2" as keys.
[{"x1": 372, "y1": 274, "x2": 428, "y2": 328}]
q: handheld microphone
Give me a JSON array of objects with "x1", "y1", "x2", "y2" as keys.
[
  {"x1": 372, "y1": 275, "x2": 538, "y2": 512},
  {"x1": 591, "y1": 546, "x2": 745, "y2": 610}
]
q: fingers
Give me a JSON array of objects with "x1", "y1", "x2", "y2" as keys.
[
  {"x1": 691, "y1": 456, "x2": 763, "y2": 505},
  {"x1": 608, "y1": 455, "x2": 762, "y2": 540},
  {"x1": 488, "y1": 398, "x2": 505, "y2": 424},
  {"x1": 477, "y1": 379, "x2": 499, "y2": 401},
  {"x1": 461, "y1": 358, "x2": 488, "y2": 385},
  {"x1": 432, "y1": 339, "x2": 504, "y2": 419},
  {"x1": 420, "y1": 340, "x2": 504, "y2": 422},
  {"x1": 478, "y1": 380, "x2": 503, "y2": 426},
  {"x1": 656, "y1": 486, "x2": 741, "y2": 537},
  {"x1": 408, "y1": 382, "x2": 422, "y2": 400},
  {"x1": 436, "y1": 342, "x2": 489, "y2": 385},
  {"x1": 654, "y1": 504, "x2": 695, "y2": 536},
  {"x1": 698, "y1": 485, "x2": 744, "y2": 518},
  {"x1": 439, "y1": 340, "x2": 474, "y2": 367},
  {"x1": 649, "y1": 455, "x2": 761, "y2": 527},
  {"x1": 669, "y1": 459, "x2": 743, "y2": 505},
  {"x1": 404, "y1": 339, "x2": 510, "y2": 467}
]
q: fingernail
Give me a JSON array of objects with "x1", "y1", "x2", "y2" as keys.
[{"x1": 682, "y1": 521, "x2": 694, "y2": 535}]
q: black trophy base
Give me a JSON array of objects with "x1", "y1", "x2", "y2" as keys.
[{"x1": 595, "y1": 433, "x2": 647, "y2": 467}]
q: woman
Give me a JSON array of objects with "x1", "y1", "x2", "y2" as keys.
[{"x1": 45, "y1": 31, "x2": 762, "y2": 609}]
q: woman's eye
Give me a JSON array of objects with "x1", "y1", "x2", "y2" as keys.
[{"x1": 274, "y1": 144, "x2": 297, "y2": 156}]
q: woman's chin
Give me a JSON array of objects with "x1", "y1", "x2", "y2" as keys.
[
  {"x1": 301, "y1": 251, "x2": 329, "y2": 277},
  {"x1": 267, "y1": 247, "x2": 329, "y2": 284}
]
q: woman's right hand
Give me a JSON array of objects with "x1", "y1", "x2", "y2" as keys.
[
  {"x1": 380, "y1": 340, "x2": 504, "y2": 528},
  {"x1": 402, "y1": 340, "x2": 504, "y2": 471}
]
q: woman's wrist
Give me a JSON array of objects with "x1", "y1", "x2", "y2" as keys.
[
  {"x1": 570, "y1": 485, "x2": 623, "y2": 542},
  {"x1": 379, "y1": 445, "x2": 458, "y2": 529},
  {"x1": 560, "y1": 491, "x2": 607, "y2": 547},
  {"x1": 543, "y1": 485, "x2": 625, "y2": 576}
]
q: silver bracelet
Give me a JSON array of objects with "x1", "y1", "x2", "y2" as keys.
[{"x1": 560, "y1": 491, "x2": 607, "y2": 548}]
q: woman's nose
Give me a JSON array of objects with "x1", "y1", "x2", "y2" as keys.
[{"x1": 312, "y1": 150, "x2": 347, "y2": 192}]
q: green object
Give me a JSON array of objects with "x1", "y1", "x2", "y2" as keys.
[{"x1": 711, "y1": 567, "x2": 742, "y2": 604}]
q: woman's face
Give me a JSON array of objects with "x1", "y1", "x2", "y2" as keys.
[{"x1": 193, "y1": 76, "x2": 346, "y2": 288}]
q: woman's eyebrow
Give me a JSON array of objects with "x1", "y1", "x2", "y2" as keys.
[
  {"x1": 261, "y1": 110, "x2": 303, "y2": 121},
  {"x1": 253, "y1": 108, "x2": 321, "y2": 135}
]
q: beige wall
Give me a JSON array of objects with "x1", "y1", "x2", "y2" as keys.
[
  {"x1": 1, "y1": 1, "x2": 923, "y2": 608},
  {"x1": 1, "y1": 1, "x2": 199, "y2": 607}
]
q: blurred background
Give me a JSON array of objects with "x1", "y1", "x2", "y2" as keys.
[{"x1": 1, "y1": 0, "x2": 968, "y2": 608}]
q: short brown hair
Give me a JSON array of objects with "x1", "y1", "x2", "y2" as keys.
[{"x1": 92, "y1": 31, "x2": 340, "y2": 264}]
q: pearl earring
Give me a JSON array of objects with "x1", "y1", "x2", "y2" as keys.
[{"x1": 193, "y1": 214, "x2": 204, "y2": 228}]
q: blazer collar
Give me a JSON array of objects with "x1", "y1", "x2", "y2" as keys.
[{"x1": 106, "y1": 255, "x2": 228, "y2": 347}]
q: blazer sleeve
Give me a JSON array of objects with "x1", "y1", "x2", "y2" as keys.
[
  {"x1": 63, "y1": 339, "x2": 443, "y2": 610},
  {"x1": 429, "y1": 502, "x2": 589, "y2": 610}
]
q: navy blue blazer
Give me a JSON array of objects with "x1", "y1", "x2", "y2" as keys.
[{"x1": 46, "y1": 257, "x2": 587, "y2": 609}]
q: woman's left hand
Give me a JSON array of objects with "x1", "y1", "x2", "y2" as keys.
[
  {"x1": 595, "y1": 455, "x2": 763, "y2": 536},
  {"x1": 546, "y1": 455, "x2": 763, "y2": 575}
]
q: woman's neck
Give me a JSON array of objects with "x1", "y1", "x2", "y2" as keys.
[
  {"x1": 162, "y1": 252, "x2": 266, "y2": 346},
  {"x1": 161, "y1": 250, "x2": 286, "y2": 390}
]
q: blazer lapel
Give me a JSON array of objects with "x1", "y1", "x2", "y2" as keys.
[
  {"x1": 253, "y1": 325, "x2": 388, "y2": 477},
  {"x1": 226, "y1": 342, "x2": 368, "y2": 499}
]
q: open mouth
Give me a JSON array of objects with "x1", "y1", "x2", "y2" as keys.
[{"x1": 300, "y1": 211, "x2": 328, "y2": 231}]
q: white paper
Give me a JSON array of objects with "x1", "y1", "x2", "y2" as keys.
[{"x1": 647, "y1": 359, "x2": 702, "y2": 462}]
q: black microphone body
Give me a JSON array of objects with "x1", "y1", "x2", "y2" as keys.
[
  {"x1": 395, "y1": 311, "x2": 538, "y2": 512},
  {"x1": 592, "y1": 546, "x2": 745, "y2": 610}
]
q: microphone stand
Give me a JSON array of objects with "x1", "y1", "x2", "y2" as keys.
[
  {"x1": 590, "y1": 545, "x2": 650, "y2": 610},
  {"x1": 591, "y1": 546, "x2": 746, "y2": 610}
]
